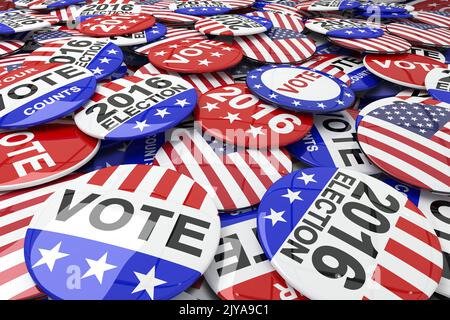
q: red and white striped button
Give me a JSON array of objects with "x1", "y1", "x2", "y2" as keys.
[
  {"x1": 412, "y1": 11, "x2": 450, "y2": 28},
  {"x1": 387, "y1": 22, "x2": 450, "y2": 48},
  {"x1": 299, "y1": 54, "x2": 351, "y2": 85},
  {"x1": 0, "y1": 40, "x2": 24, "y2": 58},
  {"x1": 328, "y1": 33, "x2": 411, "y2": 54},
  {"x1": 245, "y1": 11, "x2": 304, "y2": 32}
]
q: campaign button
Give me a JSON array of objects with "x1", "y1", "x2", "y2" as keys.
[
  {"x1": 148, "y1": 39, "x2": 243, "y2": 73},
  {"x1": 108, "y1": 23, "x2": 167, "y2": 47},
  {"x1": 0, "y1": 63, "x2": 96, "y2": 129},
  {"x1": 357, "y1": 97, "x2": 450, "y2": 194},
  {"x1": 246, "y1": 65, "x2": 355, "y2": 113},
  {"x1": 146, "y1": 10, "x2": 201, "y2": 25},
  {"x1": 32, "y1": 26, "x2": 84, "y2": 45},
  {"x1": 410, "y1": 46, "x2": 446, "y2": 63},
  {"x1": 24, "y1": 164, "x2": 220, "y2": 300},
  {"x1": 0, "y1": 122, "x2": 99, "y2": 191},
  {"x1": 257, "y1": 167, "x2": 443, "y2": 299},
  {"x1": 0, "y1": 40, "x2": 24, "y2": 58},
  {"x1": 387, "y1": 22, "x2": 450, "y2": 48},
  {"x1": 49, "y1": 4, "x2": 81, "y2": 24},
  {"x1": 74, "y1": 74, "x2": 197, "y2": 140},
  {"x1": 357, "y1": 2, "x2": 414, "y2": 13},
  {"x1": 154, "y1": 129, "x2": 293, "y2": 211},
  {"x1": 0, "y1": 53, "x2": 30, "y2": 76},
  {"x1": 408, "y1": 0, "x2": 450, "y2": 12},
  {"x1": 0, "y1": 10, "x2": 60, "y2": 35},
  {"x1": 233, "y1": 28, "x2": 316, "y2": 64},
  {"x1": 79, "y1": 140, "x2": 133, "y2": 173},
  {"x1": 305, "y1": 18, "x2": 384, "y2": 39},
  {"x1": 122, "y1": 133, "x2": 166, "y2": 165},
  {"x1": 15, "y1": 0, "x2": 84, "y2": 10},
  {"x1": 24, "y1": 37, "x2": 124, "y2": 81},
  {"x1": 259, "y1": 2, "x2": 304, "y2": 16},
  {"x1": 174, "y1": 1, "x2": 232, "y2": 15},
  {"x1": 204, "y1": 210, "x2": 307, "y2": 300},
  {"x1": 363, "y1": 53, "x2": 448, "y2": 90},
  {"x1": 295, "y1": 0, "x2": 360, "y2": 11},
  {"x1": 79, "y1": 14, "x2": 157, "y2": 37},
  {"x1": 412, "y1": 11, "x2": 450, "y2": 28},
  {"x1": 76, "y1": 1, "x2": 142, "y2": 21},
  {"x1": 194, "y1": 14, "x2": 273, "y2": 36},
  {"x1": 287, "y1": 109, "x2": 380, "y2": 175},
  {"x1": 425, "y1": 68, "x2": 450, "y2": 104},
  {"x1": 357, "y1": 11, "x2": 413, "y2": 19},
  {"x1": 196, "y1": 83, "x2": 313, "y2": 148},
  {"x1": 328, "y1": 33, "x2": 412, "y2": 54},
  {"x1": 244, "y1": 11, "x2": 304, "y2": 32},
  {"x1": 0, "y1": 174, "x2": 82, "y2": 300}
]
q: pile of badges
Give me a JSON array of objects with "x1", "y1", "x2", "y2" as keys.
[{"x1": 0, "y1": 0, "x2": 449, "y2": 301}]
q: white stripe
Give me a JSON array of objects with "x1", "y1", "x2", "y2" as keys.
[
  {"x1": 153, "y1": 148, "x2": 176, "y2": 170},
  {"x1": 278, "y1": 39, "x2": 302, "y2": 61},
  {"x1": 270, "y1": 149, "x2": 292, "y2": 172},
  {"x1": 166, "y1": 173, "x2": 194, "y2": 204},
  {"x1": 0, "y1": 228, "x2": 27, "y2": 248},
  {"x1": 0, "y1": 273, "x2": 36, "y2": 300},
  {"x1": 134, "y1": 165, "x2": 168, "y2": 194},
  {"x1": 0, "y1": 208, "x2": 34, "y2": 229},
  {"x1": 365, "y1": 278, "x2": 402, "y2": 300},
  {"x1": 95, "y1": 165, "x2": 136, "y2": 190},
  {"x1": 258, "y1": 36, "x2": 289, "y2": 62},
  {"x1": 403, "y1": 207, "x2": 437, "y2": 235},
  {"x1": 0, "y1": 250, "x2": 24, "y2": 273},
  {"x1": 246, "y1": 149, "x2": 281, "y2": 182}
]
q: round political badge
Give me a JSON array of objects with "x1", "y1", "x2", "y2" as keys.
[
  {"x1": 357, "y1": 11, "x2": 413, "y2": 19},
  {"x1": 299, "y1": 54, "x2": 380, "y2": 92},
  {"x1": 204, "y1": 210, "x2": 307, "y2": 300},
  {"x1": 76, "y1": 1, "x2": 142, "y2": 22},
  {"x1": 357, "y1": 98, "x2": 450, "y2": 194},
  {"x1": 363, "y1": 53, "x2": 448, "y2": 90},
  {"x1": 244, "y1": 11, "x2": 304, "y2": 32},
  {"x1": 0, "y1": 10, "x2": 60, "y2": 35},
  {"x1": 425, "y1": 68, "x2": 450, "y2": 104},
  {"x1": 196, "y1": 83, "x2": 313, "y2": 148},
  {"x1": 154, "y1": 129, "x2": 293, "y2": 211},
  {"x1": 387, "y1": 22, "x2": 450, "y2": 48},
  {"x1": 0, "y1": 53, "x2": 30, "y2": 76},
  {"x1": 15, "y1": 0, "x2": 84, "y2": 10},
  {"x1": 74, "y1": 74, "x2": 197, "y2": 140},
  {"x1": 147, "y1": 10, "x2": 202, "y2": 25},
  {"x1": 257, "y1": 167, "x2": 443, "y2": 299},
  {"x1": 295, "y1": 0, "x2": 361, "y2": 11},
  {"x1": 0, "y1": 63, "x2": 96, "y2": 129},
  {"x1": 24, "y1": 164, "x2": 220, "y2": 300},
  {"x1": 148, "y1": 39, "x2": 243, "y2": 73},
  {"x1": 246, "y1": 65, "x2": 355, "y2": 113},
  {"x1": 233, "y1": 29, "x2": 316, "y2": 64},
  {"x1": 24, "y1": 37, "x2": 124, "y2": 81},
  {"x1": 327, "y1": 33, "x2": 412, "y2": 54},
  {"x1": 305, "y1": 18, "x2": 384, "y2": 39},
  {"x1": 286, "y1": 109, "x2": 380, "y2": 175},
  {"x1": 174, "y1": 0, "x2": 232, "y2": 15},
  {"x1": 410, "y1": 46, "x2": 447, "y2": 63},
  {"x1": 49, "y1": 4, "x2": 81, "y2": 25},
  {"x1": 194, "y1": 14, "x2": 273, "y2": 36},
  {"x1": 0, "y1": 122, "x2": 99, "y2": 191},
  {"x1": 357, "y1": 2, "x2": 414, "y2": 13},
  {"x1": 32, "y1": 26, "x2": 84, "y2": 45},
  {"x1": 108, "y1": 23, "x2": 167, "y2": 46},
  {"x1": 0, "y1": 40, "x2": 24, "y2": 58},
  {"x1": 409, "y1": 0, "x2": 450, "y2": 12},
  {"x1": 259, "y1": 2, "x2": 303, "y2": 16},
  {"x1": 78, "y1": 14, "x2": 157, "y2": 37},
  {"x1": 412, "y1": 11, "x2": 450, "y2": 28}
]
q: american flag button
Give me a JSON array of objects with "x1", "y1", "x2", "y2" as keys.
[
  {"x1": 194, "y1": 14, "x2": 273, "y2": 36},
  {"x1": 15, "y1": 0, "x2": 85, "y2": 10},
  {"x1": 257, "y1": 167, "x2": 443, "y2": 299},
  {"x1": 305, "y1": 18, "x2": 385, "y2": 39},
  {"x1": 0, "y1": 10, "x2": 60, "y2": 35},
  {"x1": 244, "y1": 11, "x2": 305, "y2": 32},
  {"x1": 23, "y1": 164, "x2": 221, "y2": 300},
  {"x1": 204, "y1": 209, "x2": 308, "y2": 300},
  {"x1": 356, "y1": 2, "x2": 414, "y2": 13},
  {"x1": 31, "y1": 26, "x2": 84, "y2": 45},
  {"x1": 246, "y1": 64, "x2": 355, "y2": 113},
  {"x1": 386, "y1": 22, "x2": 450, "y2": 48},
  {"x1": 328, "y1": 33, "x2": 412, "y2": 54},
  {"x1": 0, "y1": 40, "x2": 24, "y2": 58},
  {"x1": 412, "y1": 11, "x2": 450, "y2": 28}
]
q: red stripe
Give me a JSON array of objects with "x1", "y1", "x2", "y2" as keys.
[
  {"x1": 245, "y1": 151, "x2": 278, "y2": 189},
  {"x1": 385, "y1": 239, "x2": 442, "y2": 283},
  {"x1": 405, "y1": 200, "x2": 426, "y2": 217},
  {"x1": 11, "y1": 286, "x2": 44, "y2": 300},
  {"x1": 0, "y1": 262, "x2": 29, "y2": 286},
  {"x1": 103, "y1": 82, "x2": 124, "y2": 91},
  {"x1": 372, "y1": 265, "x2": 428, "y2": 300},
  {"x1": 0, "y1": 216, "x2": 33, "y2": 237},
  {"x1": 124, "y1": 75, "x2": 143, "y2": 83},
  {"x1": 396, "y1": 216, "x2": 442, "y2": 251},
  {"x1": 224, "y1": 153, "x2": 260, "y2": 204},
  {"x1": 87, "y1": 166, "x2": 119, "y2": 186},
  {"x1": 158, "y1": 143, "x2": 194, "y2": 180},
  {"x1": 118, "y1": 165, "x2": 151, "y2": 192},
  {"x1": 0, "y1": 193, "x2": 52, "y2": 218},
  {"x1": 183, "y1": 183, "x2": 207, "y2": 209},
  {"x1": 0, "y1": 238, "x2": 24, "y2": 258},
  {"x1": 150, "y1": 169, "x2": 179, "y2": 200}
]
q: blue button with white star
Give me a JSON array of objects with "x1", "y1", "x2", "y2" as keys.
[
  {"x1": 74, "y1": 74, "x2": 197, "y2": 140},
  {"x1": 247, "y1": 65, "x2": 356, "y2": 113},
  {"x1": 175, "y1": 1, "x2": 232, "y2": 16},
  {"x1": 23, "y1": 37, "x2": 124, "y2": 81}
]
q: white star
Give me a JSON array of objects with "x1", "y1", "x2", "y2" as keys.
[
  {"x1": 222, "y1": 47, "x2": 233, "y2": 51},
  {"x1": 32, "y1": 242, "x2": 69, "y2": 272},
  {"x1": 99, "y1": 57, "x2": 111, "y2": 64},
  {"x1": 269, "y1": 93, "x2": 278, "y2": 99},
  {"x1": 90, "y1": 67, "x2": 104, "y2": 75},
  {"x1": 282, "y1": 189, "x2": 302, "y2": 203},
  {"x1": 154, "y1": 108, "x2": 170, "y2": 118},
  {"x1": 297, "y1": 172, "x2": 317, "y2": 185},
  {"x1": 247, "y1": 125, "x2": 265, "y2": 137},
  {"x1": 168, "y1": 44, "x2": 178, "y2": 49},
  {"x1": 107, "y1": 49, "x2": 119, "y2": 55},
  {"x1": 202, "y1": 102, "x2": 219, "y2": 111},
  {"x1": 336, "y1": 100, "x2": 344, "y2": 105},
  {"x1": 175, "y1": 99, "x2": 190, "y2": 108},
  {"x1": 292, "y1": 100, "x2": 301, "y2": 106},
  {"x1": 210, "y1": 51, "x2": 223, "y2": 58},
  {"x1": 133, "y1": 120, "x2": 150, "y2": 132},
  {"x1": 317, "y1": 103, "x2": 326, "y2": 109},
  {"x1": 198, "y1": 59, "x2": 211, "y2": 66},
  {"x1": 223, "y1": 112, "x2": 241, "y2": 124},
  {"x1": 253, "y1": 84, "x2": 262, "y2": 89},
  {"x1": 264, "y1": 208, "x2": 286, "y2": 227},
  {"x1": 154, "y1": 50, "x2": 167, "y2": 56},
  {"x1": 82, "y1": 252, "x2": 117, "y2": 284},
  {"x1": 345, "y1": 30, "x2": 353, "y2": 34},
  {"x1": 119, "y1": 25, "x2": 127, "y2": 30},
  {"x1": 344, "y1": 92, "x2": 352, "y2": 97},
  {"x1": 132, "y1": 267, "x2": 167, "y2": 300}
]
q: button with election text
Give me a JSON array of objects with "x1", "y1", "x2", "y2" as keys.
[
  {"x1": 300, "y1": 54, "x2": 380, "y2": 92},
  {"x1": 287, "y1": 109, "x2": 380, "y2": 175},
  {"x1": 76, "y1": 1, "x2": 142, "y2": 21},
  {"x1": 204, "y1": 210, "x2": 307, "y2": 300},
  {"x1": 24, "y1": 164, "x2": 220, "y2": 300},
  {"x1": 0, "y1": 174, "x2": 81, "y2": 300},
  {"x1": 247, "y1": 65, "x2": 355, "y2": 113},
  {"x1": 244, "y1": 11, "x2": 304, "y2": 32},
  {"x1": 380, "y1": 177, "x2": 450, "y2": 298},
  {"x1": 109, "y1": 23, "x2": 167, "y2": 46},
  {"x1": 0, "y1": 10, "x2": 60, "y2": 35},
  {"x1": 425, "y1": 68, "x2": 450, "y2": 104},
  {"x1": 194, "y1": 14, "x2": 273, "y2": 36},
  {"x1": 257, "y1": 167, "x2": 443, "y2": 300},
  {"x1": 363, "y1": 53, "x2": 448, "y2": 90},
  {"x1": 410, "y1": 46, "x2": 446, "y2": 63},
  {"x1": 148, "y1": 39, "x2": 243, "y2": 73},
  {"x1": 387, "y1": 22, "x2": 450, "y2": 48},
  {"x1": 0, "y1": 122, "x2": 99, "y2": 191},
  {"x1": 24, "y1": 37, "x2": 123, "y2": 81},
  {"x1": 196, "y1": 83, "x2": 313, "y2": 148},
  {"x1": 74, "y1": 74, "x2": 197, "y2": 140},
  {"x1": 154, "y1": 129, "x2": 293, "y2": 211},
  {"x1": 174, "y1": 1, "x2": 232, "y2": 15},
  {"x1": 15, "y1": 0, "x2": 84, "y2": 10},
  {"x1": 0, "y1": 63, "x2": 96, "y2": 129},
  {"x1": 233, "y1": 28, "x2": 316, "y2": 64},
  {"x1": 79, "y1": 14, "x2": 157, "y2": 37},
  {"x1": 295, "y1": 0, "x2": 360, "y2": 11},
  {"x1": 412, "y1": 11, "x2": 450, "y2": 28},
  {"x1": 328, "y1": 33, "x2": 412, "y2": 54},
  {"x1": 305, "y1": 18, "x2": 384, "y2": 39},
  {"x1": 0, "y1": 40, "x2": 24, "y2": 58},
  {"x1": 357, "y1": 97, "x2": 450, "y2": 194}
]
